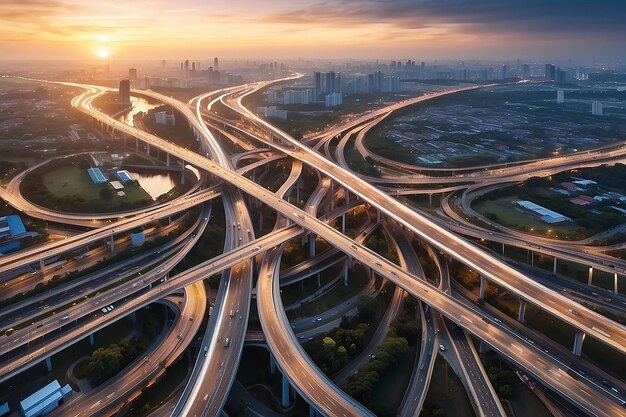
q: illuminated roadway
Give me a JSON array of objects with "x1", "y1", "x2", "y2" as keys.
[{"x1": 12, "y1": 76, "x2": 625, "y2": 416}]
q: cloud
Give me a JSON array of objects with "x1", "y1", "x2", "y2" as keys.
[{"x1": 263, "y1": 0, "x2": 626, "y2": 35}]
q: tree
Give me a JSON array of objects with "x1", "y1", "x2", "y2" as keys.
[
  {"x1": 357, "y1": 295, "x2": 377, "y2": 322},
  {"x1": 99, "y1": 188, "x2": 113, "y2": 200}
]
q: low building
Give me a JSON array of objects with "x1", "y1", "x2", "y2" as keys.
[
  {"x1": 155, "y1": 111, "x2": 176, "y2": 126},
  {"x1": 110, "y1": 180, "x2": 124, "y2": 190},
  {"x1": 115, "y1": 170, "x2": 134, "y2": 183},
  {"x1": 87, "y1": 167, "x2": 107, "y2": 184},
  {"x1": 0, "y1": 215, "x2": 29, "y2": 255},
  {"x1": 0, "y1": 402, "x2": 9, "y2": 417},
  {"x1": 20, "y1": 380, "x2": 72, "y2": 417},
  {"x1": 515, "y1": 200, "x2": 572, "y2": 224}
]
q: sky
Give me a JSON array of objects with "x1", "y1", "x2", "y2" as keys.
[{"x1": 1, "y1": 0, "x2": 625, "y2": 62}]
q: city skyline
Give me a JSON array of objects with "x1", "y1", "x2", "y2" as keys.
[{"x1": 1, "y1": 0, "x2": 625, "y2": 62}]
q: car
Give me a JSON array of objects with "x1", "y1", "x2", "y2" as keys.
[
  {"x1": 247, "y1": 228, "x2": 251, "y2": 234},
  {"x1": 239, "y1": 315, "x2": 243, "y2": 319},
  {"x1": 314, "y1": 317, "x2": 322, "y2": 322},
  {"x1": 351, "y1": 244, "x2": 357, "y2": 249},
  {"x1": 390, "y1": 271, "x2": 397, "y2": 276},
  {"x1": 375, "y1": 261, "x2": 382, "y2": 266},
  {"x1": 439, "y1": 344, "x2": 445, "y2": 351},
  {"x1": 482, "y1": 317, "x2": 490, "y2": 324},
  {"x1": 107, "y1": 305, "x2": 114, "y2": 312},
  {"x1": 203, "y1": 345, "x2": 208, "y2": 356},
  {"x1": 224, "y1": 337, "x2": 231, "y2": 348},
  {"x1": 229, "y1": 310, "x2": 235, "y2": 317},
  {"x1": 568, "y1": 308, "x2": 580, "y2": 316},
  {"x1": 493, "y1": 318, "x2": 501, "y2": 323},
  {"x1": 101, "y1": 308, "x2": 108, "y2": 314},
  {"x1": 61, "y1": 315, "x2": 69, "y2": 320}
]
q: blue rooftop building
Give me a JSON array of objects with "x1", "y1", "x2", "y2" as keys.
[
  {"x1": 87, "y1": 167, "x2": 107, "y2": 184},
  {"x1": 20, "y1": 380, "x2": 72, "y2": 417}
]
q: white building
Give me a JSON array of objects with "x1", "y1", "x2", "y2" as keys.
[
  {"x1": 283, "y1": 89, "x2": 313, "y2": 105},
  {"x1": 324, "y1": 92, "x2": 343, "y2": 108},
  {"x1": 155, "y1": 111, "x2": 176, "y2": 126},
  {"x1": 592, "y1": 101, "x2": 603, "y2": 116},
  {"x1": 259, "y1": 106, "x2": 288, "y2": 120},
  {"x1": 557, "y1": 90, "x2": 564, "y2": 104}
]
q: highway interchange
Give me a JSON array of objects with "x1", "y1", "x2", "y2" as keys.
[{"x1": 0, "y1": 74, "x2": 625, "y2": 417}]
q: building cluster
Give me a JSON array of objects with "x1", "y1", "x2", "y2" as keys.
[
  {"x1": 258, "y1": 106, "x2": 288, "y2": 120},
  {"x1": 551, "y1": 179, "x2": 626, "y2": 212}
]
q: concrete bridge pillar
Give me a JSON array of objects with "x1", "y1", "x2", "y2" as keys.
[
  {"x1": 479, "y1": 275, "x2": 486, "y2": 299},
  {"x1": 501, "y1": 242, "x2": 505, "y2": 255},
  {"x1": 135, "y1": 137, "x2": 139, "y2": 151},
  {"x1": 269, "y1": 352, "x2": 276, "y2": 374},
  {"x1": 281, "y1": 374, "x2": 291, "y2": 408},
  {"x1": 181, "y1": 165, "x2": 186, "y2": 185},
  {"x1": 345, "y1": 188, "x2": 350, "y2": 204},
  {"x1": 39, "y1": 258, "x2": 45, "y2": 274},
  {"x1": 166, "y1": 153, "x2": 170, "y2": 167},
  {"x1": 45, "y1": 357, "x2": 52, "y2": 372},
  {"x1": 518, "y1": 299, "x2": 527, "y2": 323},
  {"x1": 529, "y1": 250, "x2": 534, "y2": 266},
  {"x1": 130, "y1": 311, "x2": 136, "y2": 322},
  {"x1": 341, "y1": 213, "x2": 346, "y2": 234},
  {"x1": 377, "y1": 210, "x2": 381, "y2": 223},
  {"x1": 309, "y1": 234, "x2": 316, "y2": 258},
  {"x1": 316, "y1": 273, "x2": 321, "y2": 288},
  {"x1": 614, "y1": 273, "x2": 619, "y2": 294},
  {"x1": 344, "y1": 257, "x2": 349, "y2": 287},
  {"x1": 259, "y1": 211, "x2": 264, "y2": 231},
  {"x1": 553, "y1": 257, "x2": 558, "y2": 274},
  {"x1": 146, "y1": 142, "x2": 150, "y2": 156},
  {"x1": 109, "y1": 234, "x2": 115, "y2": 253},
  {"x1": 89, "y1": 333, "x2": 95, "y2": 346},
  {"x1": 296, "y1": 181, "x2": 300, "y2": 204},
  {"x1": 573, "y1": 330, "x2": 585, "y2": 356},
  {"x1": 587, "y1": 266, "x2": 593, "y2": 286}
]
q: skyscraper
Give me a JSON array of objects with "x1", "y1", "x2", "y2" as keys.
[
  {"x1": 118, "y1": 79, "x2": 130, "y2": 104},
  {"x1": 522, "y1": 64, "x2": 531, "y2": 79},
  {"x1": 313, "y1": 71, "x2": 321, "y2": 101},
  {"x1": 128, "y1": 68, "x2": 137, "y2": 80},
  {"x1": 545, "y1": 64, "x2": 556, "y2": 81},
  {"x1": 214, "y1": 57, "x2": 219, "y2": 71}
]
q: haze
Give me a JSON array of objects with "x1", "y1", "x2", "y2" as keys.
[{"x1": 1, "y1": 0, "x2": 625, "y2": 63}]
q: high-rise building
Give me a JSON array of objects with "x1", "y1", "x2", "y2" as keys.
[
  {"x1": 555, "y1": 68, "x2": 567, "y2": 84},
  {"x1": 128, "y1": 68, "x2": 137, "y2": 80},
  {"x1": 501, "y1": 64, "x2": 509, "y2": 79},
  {"x1": 522, "y1": 64, "x2": 531, "y2": 79},
  {"x1": 324, "y1": 92, "x2": 342, "y2": 108},
  {"x1": 313, "y1": 71, "x2": 322, "y2": 101},
  {"x1": 545, "y1": 64, "x2": 556, "y2": 81},
  {"x1": 214, "y1": 57, "x2": 219, "y2": 71},
  {"x1": 283, "y1": 89, "x2": 313, "y2": 105},
  {"x1": 162, "y1": 60, "x2": 166, "y2": 68},
  {"x1": 118, "y1": 79, "x2": 131, "y2": 104},
  {"x1": 592, "y1": 101, "x2": 603, "y2": 116},
  {"x1": 557, "y1": 90, "x2": 564, "y2": 104}
]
